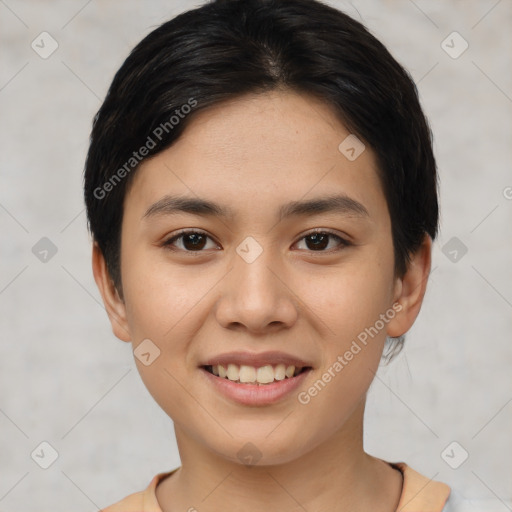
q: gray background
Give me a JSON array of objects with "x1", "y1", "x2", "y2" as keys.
[{"x1": 1, "y1": 0, "x2": 511, "y2": 510}]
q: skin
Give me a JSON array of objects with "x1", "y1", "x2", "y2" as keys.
[{"x1": 93, "y1": 90, "x2": 432, "y2": 511}]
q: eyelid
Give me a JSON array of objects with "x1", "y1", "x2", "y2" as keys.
[
  {"x1": 162, "y1": 228, "x2": 219, "y2": 249},
  {"x1": 298, "y1": 227, "x2": 351, "y2": 242},
  {"x1": 167, "y1": 227, "x2": 210, "y2": 239},
  {"x1": 293, "y1": 228, "x2": 352, "y2": 252}
]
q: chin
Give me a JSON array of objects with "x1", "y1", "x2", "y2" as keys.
[{"x1": 206, "y1": 429, "x2": 315, "y2": 468}]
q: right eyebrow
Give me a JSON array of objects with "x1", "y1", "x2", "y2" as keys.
[{"x1": 143, "y1": 195, "x2": 235, "y2": 220}]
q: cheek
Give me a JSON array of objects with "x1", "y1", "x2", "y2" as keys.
[
  {"x1": 293, "y1": 271, "x2": 392, "y2": 444},
  {"x1": 298, "y1": 253, "x2": 395, "y2": 343},
  {"x1": 121, "y1": 242, "x2": 200, "y2": 339},
  {"x1": 121, "y1": 261, "x2": 200, "y2": 421}
]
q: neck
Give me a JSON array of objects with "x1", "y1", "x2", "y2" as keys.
[{"x1": 156, "y1": 400, "x2": 402, "y2": 511}]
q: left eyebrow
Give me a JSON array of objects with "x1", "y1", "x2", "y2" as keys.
[
  {"x1": 278, "y1": 194, "x2": 369, "y2": 220},
  {"x1": 142, "y1": 193, "x2": 370, "y2": 221}
]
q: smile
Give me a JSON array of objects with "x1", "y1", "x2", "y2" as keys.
[
  {"x1": 200, "y1": 364, "x2": 313, "y2": 406},
  {"x1": 203, "y1": 363, "x2": 310, "y2": 385}
]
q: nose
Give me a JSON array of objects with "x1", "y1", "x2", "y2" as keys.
[{"x1": 214, "y1": 241, "x2": 299, "y2": 334}]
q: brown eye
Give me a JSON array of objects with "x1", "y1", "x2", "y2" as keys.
[
  {"x1": 295, "y1": 230, "x2": 350, "y2": 252},
  {"x1": 162, "y1": 229, "x2": 350, "y2": 254},
  {"x1": 163, "y1": 230, "x2": 218, "y2": 252}
]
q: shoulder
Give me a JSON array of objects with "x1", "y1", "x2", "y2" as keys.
[
  {"x1": 390, "y1": 461, "x2": 451, "y2": 512},
  {"x1": 99, "y1": 470, "x2": 178, "y2": 512},
  {"x1": 388, "y1": 461, "x2": 508, "y2": 512}
]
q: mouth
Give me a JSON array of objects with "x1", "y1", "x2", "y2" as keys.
[
  {"x1": 202, "y1": 363, "x2": 312, "y2": 385},
  {"x1": 198, "y1": 351, "x2": 314, "y2": 405}
]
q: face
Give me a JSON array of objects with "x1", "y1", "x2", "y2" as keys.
[{"x1": 95, "y1": 90, "x2": 428, "y2": 466}]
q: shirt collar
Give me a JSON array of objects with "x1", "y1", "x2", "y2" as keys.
[{"x1": 143, "y1": 461, "x2": 451, "y2": 512}]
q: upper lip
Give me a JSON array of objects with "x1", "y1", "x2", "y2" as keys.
[{"x1": 201, "y1": 351, "x2": 313, "y2": 369}]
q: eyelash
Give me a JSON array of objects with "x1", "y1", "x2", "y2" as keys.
[{"x1": 161, "y1": 228, "x2": 351, "y2": 254}]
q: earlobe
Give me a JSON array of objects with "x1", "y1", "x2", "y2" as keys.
[
  {"x1": 91, "y1": 242, "x2": 131, "y2": 342},
  {"x1": 387, "y1": 234, "x2": 432, "y2": 338}
]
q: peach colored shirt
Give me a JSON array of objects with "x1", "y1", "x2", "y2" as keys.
[{"x1": 100, "y1": 460, "x2": 451, "y2": 512}]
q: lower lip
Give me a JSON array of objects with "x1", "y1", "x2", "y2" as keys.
[{"x1": 200, "y1": 367, "x2": 312, "y2": 406}]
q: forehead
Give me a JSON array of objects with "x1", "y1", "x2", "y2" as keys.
[
  {"x1": 166, "y1": 90, "x2": 367, "y2": 171},
  {"x1": 125, "y1": 90, "x2": 387, "y2": 222}
]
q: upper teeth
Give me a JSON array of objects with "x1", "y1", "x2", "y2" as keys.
[{"x1": 210, "y1": 363, "x2": 299, "y2": 384}]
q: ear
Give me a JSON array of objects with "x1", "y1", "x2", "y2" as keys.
[
  {"x1": 387, "y1": 234, "x2": 432, "y2": 338},
  {"x1": 92, "y1": 242, "x2": 131, "y2": 342}
]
